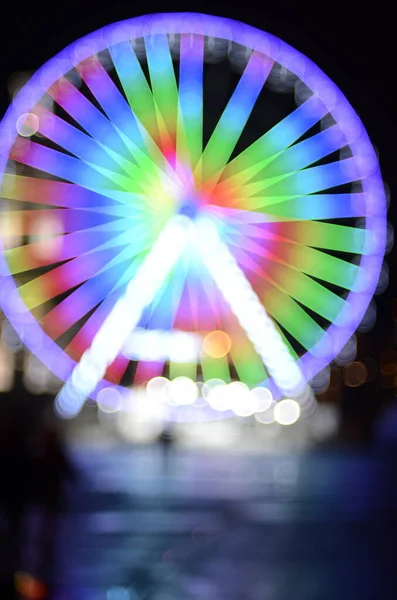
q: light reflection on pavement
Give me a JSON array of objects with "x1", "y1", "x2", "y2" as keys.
[{"x1": 26, "y1": 446, "x2": 397, "y2": 599}]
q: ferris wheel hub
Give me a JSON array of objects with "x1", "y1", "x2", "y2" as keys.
[{"x1": 178, "y1": 198, "x2": 200, "y2": 219}]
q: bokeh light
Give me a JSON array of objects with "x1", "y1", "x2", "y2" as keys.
[
  {"x1": 169, "y1": 377, "x2": 199, "y2": 405},
  {"x1": 202, "y1": 379, "x2": 226, "y2": 399},
  {"x1": 16, "y1": 112, "x2": 39, "y2": 137},
  {"x1": 385, "y1": 222, "x2": 394, "y2": 255},
  {"x1": 343, "y1": 361, "x2": 367, "y2": 387},
  {"x1": 203, "y1": 330, "x2": 232, "y2": 358},
  {"x1": 207, "y1": 382, "x2": 230, "y2": 412},
  {"x1": 310, "y1": 403, "x2": 340, "y2": 441},
  {"x1": 250, "y1": 386, "x2": 273, "y2": 412},
  {"x1": 254, "y1": 400, "x2": 276, "y2": 424},
  {"x1": 0, "y1": 342, "x2": 15, "y2": 392},
  {"x1": 379, "y1": 353, "x2": 397, "y2": 389},
  {"x1": 274, "y1": 399, "x2": 301, "y2": 425},
  {"x1": 375, "y1": 262, "x2": 389, "y2": 295},
  {"x1": 97, "y1": 387, "x2": 123, "y2": 413},
  {"x1": 335, "y1": 335, "x2": 357, "y2": 366},
  {"x1": 310, "y1": 366, "x2": 331, "y2": 394},
  {"x1": 23, "y1": 353, "x2": 50, "y2": 394},
  {"x1": 1, "y1": 320, "x2": 23, "y2": 352},
  {"x1": 357, "y1": 301, "x2": 377, "y2": 333},
  {"x1": 146, "y1": 376, "x2": 170, "y2": 402},
  {"x1": 227, "y1": 381, "x2": 253, "y2": 417}
]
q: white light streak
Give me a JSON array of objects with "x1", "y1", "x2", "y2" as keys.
[
  {"x1": 55, "y1": 216, "x2": 192, "y2": 418},
  {"x1": 194, "y1": 217, "x2": 307, "y2": 399},
  {"x1": 121, "y1": 328, "x2": 203, "y2": 362}
]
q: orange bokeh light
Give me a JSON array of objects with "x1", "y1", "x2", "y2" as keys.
[
  {"x1": 381, "y1": 363, "x2": 397, "y2": 375},
  {"x1": 343, "y1": 361, "x2": 368, "y2": 387},
  {"x1": 203, "y1": 330, "x2": 232, "y2": 358}
]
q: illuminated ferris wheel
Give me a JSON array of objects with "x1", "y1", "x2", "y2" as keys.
[{"x1": 0, "y1": 13, "x2": 387, "y2": 420}]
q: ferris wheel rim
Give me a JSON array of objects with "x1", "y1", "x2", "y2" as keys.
[{"x1": 0, "y1": 12, "x2": 387, "y2": 407}]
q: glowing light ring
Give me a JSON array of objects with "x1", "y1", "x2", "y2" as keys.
[{"x1": 0, "y1": 13, "x2": 386, "y2": 416}]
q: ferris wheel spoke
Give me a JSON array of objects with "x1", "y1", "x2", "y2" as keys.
[
  {"x1": 109, "y1": 39, "x2": 185, "y2": 183},
  {"x1": 239, "y1": 248, "x2": 345, "y2": 322},
  {"x1": 37, "y1": 208, "x2": 130, "y2": 234},
  {"x1": 199, "y1": 52, "x2": 273, "y2": 186},
  {"x1": 65, "y1": 288, "x2": 129, "y2": 380},
  {"x1": 10, "y1": 141, "x2": 136, "y2": 192},
  {"x1": 144, "y1": 260, "x2": 200, "y2": 382},
  {"x1": 46, "y1": 119, "x2": 169, "y2": 200},
  {"x1": 230, "y1": 332, "x2": 268, "y2": 387},
  {"x1": 3, "y1": 215, "x2": 154, "y2": 275},
  {"x1": 41, "y1": 255, "x2": 144, "y2": 340},
  {"x1": 224, "y1": 231, "x2": 286, "y2": 271},
  {"x1": 136, "y1": 251, "x2": 190, "y2": 336},
  {"x1": 81, "y1": 203, "x2": 153, "y2": 218},
  {"x1": 15, "y1": 242, "x2": 130, "y2": 310},
  {"x1": 66, "y1": 253, "x2": 148, "y2": 358},
  {"x1": 237, "y1": 157, "x2": 360, "y2": 201},
  {"x1": 109, "y1": 41, "x2": 161, "y2": 145},
  {"x1": 186, "y1": 261, "x2": 230, "y2": 334},
  {"x1": 145, "y1": 34, "x2": 180, "y2": 156},
  {"x1": 200, "y1": 354, "x2": 231, "y2": 383},
  {"x1": 48, "y1": 78, "x2": 135, "y2": 161},
  {"x1": 0, "y1": 208, "x2": 123, "y2": 241},
  {"x1": 142, "y1": 280, "x2": 176, "y2": 332},
  {"x1": 264, "y1": 240, "x2": 359, "y2": 289},
  {"x1": 273, "y1": 220, "x2": 367, "y2": 253},
  {"x1": 208, "y1": 191, "x2": 366, "y2": 221},
  {"x1": 256, "y1": 193, "x2": 366, "y2": 220},
  {"x1": 215, "y1": 124, "x2": 346, "y2": 196},
  {"x1": 130, "y1": 284, "x2": 177, "y2": 385},
  {"x1": 259, "y1": 125, "x2": 347, "y2": 180},
  {"x1": 36, "y1": 107, "x2": 138, "y2": 179},
  {"x1": 75, "y1": 58, "x2": 155, "y2": 158},
  {"x1": 262, "y1": 284, "x2": 326, "y2": 352},
  {"x1": 269, "y1": 266, "x2": 347, "y2": 321},
  {"x1": 195, "y1": 264, "x2": 225, "y2": 329},
  {"x1": 220, "y1": 94, "x2": 328, "y2": 182},
  {"x1": 143, "y1": 262, "x2": 192, "y2": 379},
  {"x1": 223, "y1": 219, "x2": 360, "y2": 288},
  {"x1": 3, "y1": 224, "x2": 127, "y2": 274},
  {"x1": 74, "y1": 59, "x2": 179, "y2": 190},
  {"x1": 118, "y1": 129, "x2": 183, "y2": 195},
  {"x1": 213, "y1": 155, "x2": 276, "y2": 197},
  {"x1": 222, "y1": 303, "x2": 269, "y2": 386},
  {"x1": 185, "y1": 265, "x2": 203, "y2": 332},
  {"x1": 178, "y1": 34, "x2": 204, "y2": 172},
  {"x1": 223, "y1": 219, "x2": 366, "y2": 253},
  {"x1": 0, "y1": 174, "x2": 143, "y2": 211},
  {"x1": 93, "y1": 231, "x2": 163, "y2": 282},
  {"x1": 198, "y1": 287, "x2": 232, "y2": 383}
]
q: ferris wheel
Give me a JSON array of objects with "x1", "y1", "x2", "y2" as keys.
[{"x1": 0, "y1": 13, "x2": 387, "y2": 419}]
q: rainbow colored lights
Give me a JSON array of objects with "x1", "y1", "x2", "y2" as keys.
[{"x1": 0, "y1": 13, "x2": 387, "y2": 419}]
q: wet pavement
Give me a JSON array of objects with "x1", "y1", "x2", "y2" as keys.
[{"x1": 3, "y1": 444, "x2": 397, "y2": 599}]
